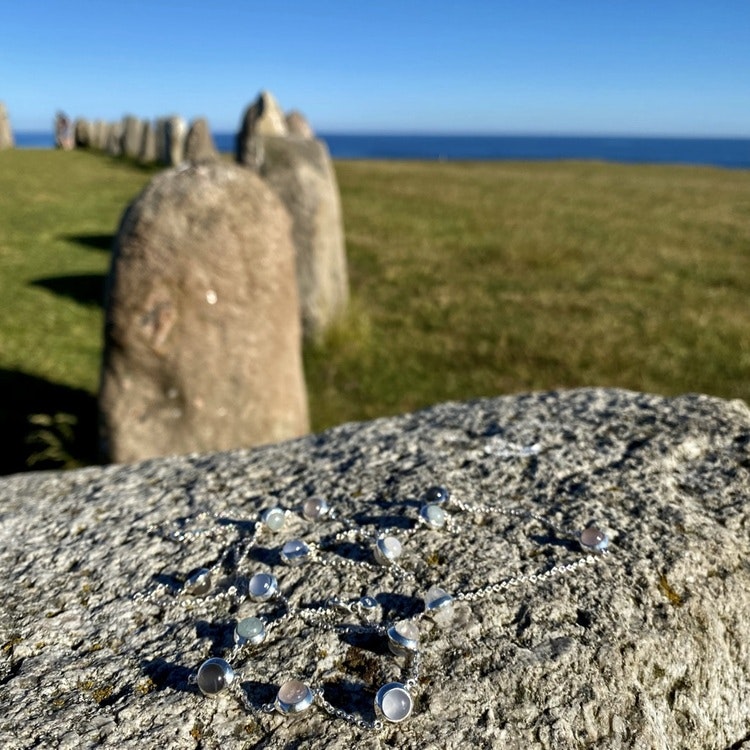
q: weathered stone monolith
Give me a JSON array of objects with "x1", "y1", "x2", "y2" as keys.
[
  {"x1": 285, "y1": 109, "x2": 314, "y2": 138},
  {"x1": 251, "y1": 135, "x2": 349, "y2": 339},
  {"x1": 2, "y1": 389, "x2": 750, "y2": 748},
  {"x1": 122, "y1": 115, "x2": 144, "y2": 159},
  {"x1": 73, "y1": 118, "x2": 91, "y2": 148},
  {"x1": 166, "y1": 116, "x2": 186, "y2": 165},
  {"x1": 0, "y1": 102, "x2": 13, "y2": 149},
  {"x1": 99, "y1": 161, "x2": 309, "y2": 463},
  {"x1": 138, "y1": 120, "x2": 156, "y2": 164},
  {"x1": 105, "y1": 121, "x2": 123, "y2": 156},
  {"x1": 91, "y1": 120, "x2": 107, "y2": 150},
  {"x1": 236, "y1": 90, "x2": 288, "y2": 165},
  {"x1": 183, "y1": 117, "x2": 218, "y2": 162}
]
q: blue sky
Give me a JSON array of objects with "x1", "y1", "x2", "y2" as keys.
[{"x1": 2, "y1": 0, "x2": 749, "y2": 136}]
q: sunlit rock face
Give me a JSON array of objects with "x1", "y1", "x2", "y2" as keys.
[{"x1": 1, "y1": 388, "x2": 750, "y2": 748}]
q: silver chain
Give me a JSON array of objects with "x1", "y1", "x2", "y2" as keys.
[{"x1": 142, "y1": 477, "x2": 611, "y2": 732}]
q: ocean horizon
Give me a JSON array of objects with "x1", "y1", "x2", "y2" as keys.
[{"x1": 10, "y1": 131, "x2": 750, "y2": 170}]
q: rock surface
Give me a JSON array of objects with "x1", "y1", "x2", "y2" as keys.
[
  {"x1": 1, "y1": 388, "x2": 749, "y2": 749},
  {"x1": 0, "y1": 102, "x2": 13, "y2": 149},
  {"x1": 255, "y1": 135, "x2": 349, "y2": 339},
  {"x1": 184, "y1": 117, "x2": 219, "y2": 162},
  {"x1": 99, "y1": 161, "x2": 309, "y2": 464}
]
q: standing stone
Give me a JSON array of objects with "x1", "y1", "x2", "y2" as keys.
[
  {"x1": 154, "y1": 117, "x2": 168, "y2": 163},
  {"x1": 252, "y1": 135, "x2": 349, "y2": 339},
  {"x1": 122, "y1": 115, "x2": 144, "y2": 159},
  {"x1": 285, "y1": 110, "x2": 314, "y2": 138},
  {"x1": 0, "y1": 102, "x2": 13, "y2": 149},
  {"x1": 73, "y1": 118, "x2": 91, "y2": 148},
  {"x1": 184, "y1": 117, "x2": 218, "y2": 162},
  {"x1": 105, "y1": 121, "x2": 123, "y2": 156},
  {"x1": 91, "y1": 120, "x2": 106, "y2": 150},
  {"x1": 54, "y1": 112, "x2": 73, "y2": 150},
  {"x1": 165, "y1": 116, "x2": 187, "y2": 165},
  {"x1": 236, "y1": 91, "x2": 288, "y2": 165},
  {"x1": 138, "y1": 120, "x2": 156, "y2": 164},
  {"x1": 100, "y1": 161, "x2": 309, "y2": 463}
]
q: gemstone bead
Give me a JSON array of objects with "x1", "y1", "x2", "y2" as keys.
[
  {"x1": 302, "y1": 497, "x2": 330, "y2": 521},
  {"x1": 275, "y1": 679, "x2": 314, "y2": 715},
  {"x1": 234, "y1": 616, "x2": 266, "y2": 646},
  {"x1": 424, "y1": 586, "x2": 454, "y2": 627},
  {"x1": 375, "y1": 682, "x2": 413, "y2": 723},
  {"x1": 419, "y1": 503, "x2": 447, "y2": 529},
  {"x1": 184, "y1": 568, "x2": 212, "y2": 596},
  {"x1": 261, "y1": 507, "x2": 286, "y2": 532},
  {"x1": 248, "y1": 572, "x2": 279, "y2": 601},
  {"x1": 280, "y1": 539, "x2": 311, "y2": 566},
  {"x1": 579, "y1": 526, "x2": 609, "y2": 552},
  {"x1": 374, "y1": 535, "x2": 402, "y2": 565},
  {"x1": 196, "y1": 657, "x2": 234, "y2": 696},
  {"x1": 387, "y1": 620, "x2": 420, "y2": 657},
  {"x1": 424, "y1": 486, "x2": 450, "y2": 504}
]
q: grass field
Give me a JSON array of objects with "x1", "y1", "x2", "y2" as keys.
[{"x1": 1, "y1": 149, "x2": 749, "y2": 474}]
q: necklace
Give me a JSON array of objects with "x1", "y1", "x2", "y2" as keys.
[{"x1": 138, "y1": 483, "x2": 610, "y2": 729}]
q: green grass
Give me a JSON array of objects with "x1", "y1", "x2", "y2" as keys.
[{"x1": 1, "y1": 150, "x2": 750, "y2": 474}]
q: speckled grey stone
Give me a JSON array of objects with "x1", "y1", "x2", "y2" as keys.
[{"x1": 1, "y1": 388, "x2": 749, "y2": 749}]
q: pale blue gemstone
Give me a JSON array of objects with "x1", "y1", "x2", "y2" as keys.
[
  {"x1": 248, "y1": 572, "x2": 278, "y2": 601},
  {"x1": 420, "y1": 503, "x2": 447, "y2": 528},
  {"x1": 280, "y1": 539, "x2": 310, "y2": 565},
  {"x1": 235, "y1": 616, "x2": 266, "y2": 645},
  {"x1": 262, "y1": 507, "x2": 286, "y2": 532}
]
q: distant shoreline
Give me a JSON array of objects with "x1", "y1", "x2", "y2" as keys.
[{"x1": 10, "y1": 131, "x2": 750, "y2": 169}]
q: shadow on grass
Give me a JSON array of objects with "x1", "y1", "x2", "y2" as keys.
[
  {"x1": 30, "y1": 273, "x2": 106, "y2": 307},
  {"x1": 0, "y1": 369, "x2": 99, "y2": 476},
  {"x1": 60, "y1": 233, "x2": 115, "y2": 252}
]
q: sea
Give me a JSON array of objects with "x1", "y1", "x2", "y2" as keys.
[{"x1": 11, "y1": 131, "x2": 750, "y2": 170}]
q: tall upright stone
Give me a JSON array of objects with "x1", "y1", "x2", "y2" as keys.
[
  {"x1": 166, "y1": 116, "x2": 186, "y2": 165},
  {"x1": 122, "y1": 115, "x2": 144, "y2": 159},
  {"x1": 249, "y1": 135, "x2": 349, "y2": 340},
  {"x1": 91, "y1": 120, "x2": 106, "y2": 150},
  {"x1": 0, "y1": 102, "x2": 13, "y2": 149},
  {"x1": 236, "y1": 91, "x2": 288, "y2": 166},
  {"x1": 100, "y1": 162, "x2": 309, "y2": 463},
  {"x1": 73, "y1": 118, "x2": 91, "y2": 148},
  {"x1": 154, "y1": 117, "x2": 168, "y2": 163},
  {"x1": 138, "y1": 120, "x2": 156, "y2": 164},
  {"x1": 105, "y1": 121, "x2": 123, "y2": 156},
  {"x1": 184, "y1": 117, "x2": 218, "y2": 162},
  {"x1": 285, "y1": 110, "x2": 314, "y2": 138}
]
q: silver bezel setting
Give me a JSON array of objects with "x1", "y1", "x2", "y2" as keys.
[
  {"x1": 386, "y1": 621, "x2": 420, "y2": 657},
  {"x1": 196, "y1": 657, "x2": 235, "y2": 696},
  {"x1": 579, "y1": 526, "x2": 609, "y2": 552},
  {"x1": 234, "y1": 616, "x2": 267, "y2": 646},
  {"x1": 184, "y1": 567, "x2": 212, "y2": 596},
  {"x1": 280, "y1": 539, "x2": 311, "y2": 566},
  {"x1": 274, "y1": 680, "x2": 315, "y2": 715},
  {"x1": 373, "y1": 535, "x2": 402, "y2": 566},
  {"x1": 248, "y1": 572, "x2": 279, "y2": 601},
  {"x1": 375, "y1": 682, "x2": 413, "y2": 723}
]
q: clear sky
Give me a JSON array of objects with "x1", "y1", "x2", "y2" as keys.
[{"x1": 2, "y1": 0, "x2": 749, "y2": 136}]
